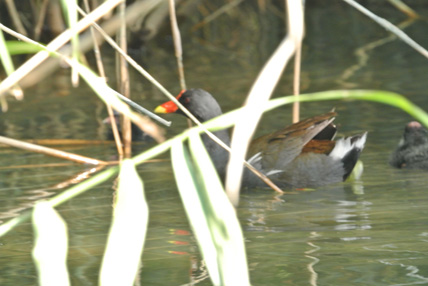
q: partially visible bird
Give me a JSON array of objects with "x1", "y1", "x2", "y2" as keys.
[{"x1": 390, "y1": 121, "x2": 428, "y2": 169}]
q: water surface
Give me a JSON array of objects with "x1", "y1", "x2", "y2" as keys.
[{"x1": 1, "y1": 2, "x2": 428, "y2": 285}]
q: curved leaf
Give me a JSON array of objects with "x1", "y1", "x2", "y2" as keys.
[{"x1": 99, "y1": 159, "x2": 148, "y2": 286}]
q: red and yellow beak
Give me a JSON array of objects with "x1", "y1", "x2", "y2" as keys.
[
  {"x1": 154, "y1": 100, "x2": 178, "y2": 113},
  {"x1": 154, "y1": 90, "x2": 185, "y2": 114}
]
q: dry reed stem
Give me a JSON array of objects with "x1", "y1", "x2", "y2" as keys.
[
  {"x1": 47, "y1": 0, "x2": 66, "y2": 35},
  {"x1": 0, "y1": 159, "x2": 168, "y2": 170},
  {"x1": 83, "y1": 0, "x2": 107, "y2": 80},
  {"x1": 26, "y1": 166, "x2": 106, "y2": 200},
  {"x1": 387, "y1": 0, "x2": 419, "y2": 18},
  {"x1": 34, "y1": 0, "x2": 50, "y2": 41},
  {"x1": 168, "y1": 0, "x2": 191, "y2": 128},
  {"x1": 225, "y1": 0, "x2": 305, "y2": 205},
  {"x1": 82, "y1": 0, "x2": 124, "y2": 157},
  {"x1": 5, "y1": 0, "x2": 28, "y2": 36},
  {"x1": 169, "y1": 0, "x2": 186, "y2": 90},
  {"x1": 292, "y1": 46, "x2": 301, "y2": 123},
  {"x1": 292, "y1": 1, "x2": 305, "y2": 123},
  {"x1": 193, "y1": 0, "x2": 244, "y2": 30},
  {"x1": 117, "y1": 1, "x2": 132, "y2": 157},
  {"x1": 344, "y1": 0, "x2": 428, "y2": 59},
  {"x1": 0, "y1": 138, "x2": 112, "y2": 146},
  {"x1": 0, "y1": 136, "x2": 107, "y2": 165}
]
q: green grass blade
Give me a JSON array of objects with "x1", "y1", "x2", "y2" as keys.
[
  {"x1": 99, "y1": 159, "x2": 148, "y2": 286},
  {"x1": 170, "y1": 139, "x2": 221, "y2": 285},
  {"x1": 203, "y1": 90, "x2": 428, "y2": 131},
  {"x1": 187, "y1": 129, "x2": 250, "y2": 285},
  {"x1": 294, "y1": 90, "x2": 428, "y2": 126},
  {"x1": 0, "y1": 30, "x2": 15, "y2": 75},
  {"x1": 32, "y1": 201, "x2": 70, "y2": 286},
  {"x1": 5, "y1": 40, "x2": 45, "y2": 55}
]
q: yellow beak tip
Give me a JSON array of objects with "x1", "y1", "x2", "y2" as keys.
[{"x1": 154, "y1": 105, "x2": 167, "y2": 114}]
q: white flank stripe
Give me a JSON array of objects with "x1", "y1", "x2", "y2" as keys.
[
  {"x1": 247, "y1": 152, "x2": 262, "y2": 165},
  {"x1": 329, "y1": 132, "x2": 367, "y2": 159}
]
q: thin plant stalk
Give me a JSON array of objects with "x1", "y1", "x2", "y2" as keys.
[
  {"x1": 291, "y1": 0, "x2": 305, "y2": 123},
  {"x1": 292, "y1": 39, "x2": 301, "y2": 123},
  {"x1": 83, "y1": 0, "x2": 106, "y2": 80},
  {"x1": 225, "y1": 0, "x2": 304, "y2": 206},
  {"x1": 168, "y1": 0, "x2": 192, "y2": 128},
  {"x1": 193, "y1": 0, "x2": 244, "y2": 29},
  {"x1": 169, "y1": 0, "x2": 186, "y2": 90},
  {"x1": 47, "y1": 0, "x2": 66, "y2": 35},
  {"x1": 0, "y1": 167, "x2": 118, "y2": 237},
  {"x1": 4, "y1": 0, "x2": 28, "y2": 36},
  {"x1": 34, "y1": 0, "x2": 50, "y2": 41},
  {"x1": 82, "y1": 0, "x2": 124, "y2": 157},
  {"x1": 117, "y1": 1, "x2": 132, "y2": 157},
  {"x1": 106, "y1": 106, "x2": 124, "y2": 158},
  {"x1": 0, "y1": 136, "x2": 108, "y2": 165},
  {"x1": 60, "y1": 0, "x2": 80, "y2": 86},
  {"x1": 387, "y1": 0, "x2": 419, "y2": 18},
  {"x1": 343, "y1": 0, "x2": 428, "y2": 59}
]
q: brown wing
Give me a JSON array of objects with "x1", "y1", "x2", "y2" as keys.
[
  {"x1": 302, "y1": 139, "x2": 336, "y2": 154},
  {"x1": 248, "y1": 112, "x2": 337, "y2": 170}
]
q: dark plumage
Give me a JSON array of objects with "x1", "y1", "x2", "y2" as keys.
[{"x1": 390, "y1": 121, "x2": 428, "y2": 169}]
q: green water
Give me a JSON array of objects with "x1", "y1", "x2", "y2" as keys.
[{"x1": 1, "y1": 2, "x2": 428, "y2": 285}]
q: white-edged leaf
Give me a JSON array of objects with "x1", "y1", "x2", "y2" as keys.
[
  {"x1": 170, "y1": 139, "x2": 221, "y2": 285},
  {"x1": 32, "y1": 201, "x2": 70, "y2": 286},
  {"x1": 99, "y1": 159, "x2": 148, "y2": 286}
]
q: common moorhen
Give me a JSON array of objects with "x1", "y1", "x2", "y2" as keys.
[
  {"x1": 155, "y1": 88, "x2": 367, "y2": 188},
  {"x1": 390, "y1": 121, "x2": 428, "y2": 169}
]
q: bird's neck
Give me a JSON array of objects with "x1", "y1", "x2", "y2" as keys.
[{"x1": 201, "y1": 129, "x2": 230, "y2": 179}]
